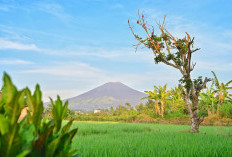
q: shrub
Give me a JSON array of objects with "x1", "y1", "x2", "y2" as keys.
[
  {"x1": 164, "y1": 110, "x2": 188, "y2": 119},
  {"x1": 0, "y1": 73, "x2": 78, "y2": 157},
  {"x1": 219, "y1": 102, "x2": 232, "y2": 118}
]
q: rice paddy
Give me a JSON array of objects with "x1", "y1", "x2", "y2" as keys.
[{"x1": 71, "y1": 122, "x2": 232, "y2": 157}]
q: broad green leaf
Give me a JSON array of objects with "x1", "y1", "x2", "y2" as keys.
[
  {"x1": 0, "y1": 114, "x2": 9, "y2": 135},
  {"x1": 61, "y1": 120, "x2": 73, "y2": 135},
  {"x1": 19, "y1": 123, "x2": 35, "y2": 145},
  {"x1": 46, "y1": 137, "x2": 60, "y2": 157},
  {"x1": 34, "y1": 84, "x2": 42, "y2": 106},
  {"x1": 62, "y1": 101, "x2": 68, "y2": 118},
  {"x1": 26, "y1": 86, "x2": 44, "y2": 136},
  {"x1": 16, "y1": 150, "x2": 30, "y2": 157},
  {"x1": 225, "y1": 80, "x2": 232, "y2": 87},
  {"x1": 211, "y1": 71, "x2": 220, "y2": 88},
  {"x1": 52, "y1": 96, "x2": 69, "y2": 133},
  {"x1": 7, "y1": 90, "x2": 25, "y2": 125},
  {"x1": 32, "y1": 123, "x2": 55, "y2": 156},
  {"x1": 68, "y1": 128, "x2": 78, "y2": 142},
  {"x1": 1, "y1": 73, "x2": 17, "y2": 104},
  {"x1": 0, "y1": 73, "x2": 77, "y2": 157},
  {"x1": 0, "y1": 125, "x2": 22, "y2": 157}
]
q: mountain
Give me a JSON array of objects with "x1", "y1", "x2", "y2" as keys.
[{"x1": 67, "y1": 82, "x2": 147, "y2": 111}]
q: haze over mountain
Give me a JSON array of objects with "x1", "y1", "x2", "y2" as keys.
[{"x1": 67, "y1": 82, "x2": 147, "y2": 111}]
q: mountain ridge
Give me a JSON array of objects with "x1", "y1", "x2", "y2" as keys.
[{"x1": 67, "y1": 82, "x2": 147, "y2": 111}]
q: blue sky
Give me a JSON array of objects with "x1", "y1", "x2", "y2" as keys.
[{"x1": 0, "y1": 0, "x2": 231, "y2": 101}]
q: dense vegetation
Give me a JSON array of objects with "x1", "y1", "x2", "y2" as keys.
[
  {"x1": 72, "y1": 71, "x2": 232, "y2": 126},
  {"x1": 0, "y1": 73, "x2": 78, "y2": 157},
  {"x1": 72, "y1": 122, "x2": 232, "y2": 157}
]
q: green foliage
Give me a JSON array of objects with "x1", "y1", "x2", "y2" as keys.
[
  {"x1": 219, "y1": 103, "x2": 232, "y2": 118},
  {"x1": 26, "y1": 85, "x2": 44, "y2": 136},
  {"x1": 50, "y1": 96, "x2": 68, "y2": 133},
  {"x1": 211, "y1": 71, "x2": 232, "y2": 102},
  {"x1": 74, "y1": 80, "x2": 232, "y2": 122},
  {"x1": 144, "y1": 85, "x2": 182, "y2": 117},
  {"x1": 0, "y1": 73, "x2": 78, "y2": 157},
  {"x1": 65, "y1": 109, "x2": 76, "y2": 120},
  {"x1": 199, "y1": 71, "x2": 232, "y2": 118},
  {"x1": 170, "y1": 87, "x2": 186, "y2": 113},
  {"x1": 44, "y1": 101, "x2": 76, "y2": 120},
  {"x1": 164, "y1": 110, "x2": 188, "y2": 119},
  {"x1": 154, "y1": 54, "x2": 164, "y2": 64}
]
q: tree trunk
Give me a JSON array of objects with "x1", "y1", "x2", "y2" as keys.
[
  {"x1": 184, "y1": 92, "x2": 201, "y2": 133},
  {"x1": 217, "y1": 92, "x2": 223, "y2": 115},
  {"x1": 155, "y1": 102, "x2": 160, "y2": 115},
  {"x1": 161, "y1": 101, "x2": 165, "y2": 117},
  {"x1": 190, "y1": 112, "x2": 200, "y2": 133}
]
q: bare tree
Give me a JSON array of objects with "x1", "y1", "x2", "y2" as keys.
[{"x1": 128, "y1": 11, "x2": 211, "y2": 133}]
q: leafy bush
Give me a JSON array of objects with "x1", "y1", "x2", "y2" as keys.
[
  {"x1": 219, "y1": 102, "x2": 232, "y2": 118},
  {"x1": 0, "y1": 73, "x2": 78, "y2": 157},
  {"x1": 164, "y1": 110, "x2": 188, "y2": 119}
]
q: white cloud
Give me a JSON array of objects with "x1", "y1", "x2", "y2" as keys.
[
  {"x1": 0, "y1": 38, "x2": 40, "y2": 51},
  {"x1": 39, "y1": 71, "x2": 180, "y2": 101},
  {"x1": 21, "y1": 62, "x2": 108, "y2": 79},
  {"x1": 0, "y1": 59, "x2": 34, "y2": 65},
  {"x1": 0, "y1": 37, "x2": 136, "y2": 58},
  {"x1": 19, "y1": 61, "x2": 180, "y2": 100},
  {"x1": 36, "y1": 2, "x2": 73, "y2": 23},
  {"x1": 196, "y1": 61, "x2": 232, "y2": 72},
  {"x1": 223, "y1": 30, "x2": 232, "y2": 40},
  {"x1": 111, "y1": 3, "x2": 124, "y2": 9},
  {"x1": 43, "y1": 89, "x2": 83, "y2": 102},
  {"x1": 40, "y1": 46, "x2": 125, "y2": 58}
]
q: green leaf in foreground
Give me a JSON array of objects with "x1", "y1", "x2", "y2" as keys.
[{"x1": 0, "y1": 73, "x2": 78, "y2": 157}]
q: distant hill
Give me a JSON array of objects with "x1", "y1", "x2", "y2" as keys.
[{"x1": 67, "y1": 82, "x2": 147, "y2": 111}]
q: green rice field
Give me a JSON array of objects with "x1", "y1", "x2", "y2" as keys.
[{"x1": 71, "y1": 122, "x2": 232, "y2": 157}]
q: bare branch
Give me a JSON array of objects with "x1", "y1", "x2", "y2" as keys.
[
  {"x1": 190, "y1": 62, "x2": 196, "y2": 72},
  {"x1": 199, "y1": 77, "x2": 212, "y2": 91},
  {"x1": 161, "y1": 58, "x2": 182, "y2": 72},
  {"x1": 186, "y1": 32, "x2": 190, "y2": 43},
  {"x1": 164, "y1": 29, "x2": 177, "y2": 42},
  {"x1": 192, "y1": 48, "x2": 200, "y2": 53}
]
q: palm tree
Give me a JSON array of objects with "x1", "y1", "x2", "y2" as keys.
[{"x1": 211, "y1": 71, "x2": 232, "y2": 114}]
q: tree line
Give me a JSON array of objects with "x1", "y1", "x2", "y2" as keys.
[{"x1": 45, "y1": 71, "x2": 232, "y2": 126}]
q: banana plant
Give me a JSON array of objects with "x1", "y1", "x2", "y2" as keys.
[
  {"x1": 143, "y1": 84, "x2": 171, "y2": 117},
  {"x1": 0, "y1": 73, "x2": 78, "y2": 157},
  {"x1": 170, "y1": 87, "x2": 186, "y2": 112},
  {"x1": 211, "y1": 71, "x2": 232, "y2": 114},
  {"x1": 143, "y1": 87, "x2": 160, "y2": 115},
  {"x1": 200, "y1": 80, "x2": 218, "y2": 116}
]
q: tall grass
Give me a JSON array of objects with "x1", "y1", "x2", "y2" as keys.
[{"x1": 71, "y1": 122, "x2": 232, "y2": 156}]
